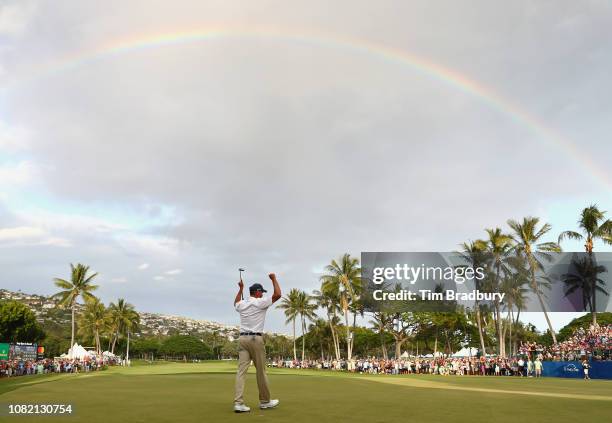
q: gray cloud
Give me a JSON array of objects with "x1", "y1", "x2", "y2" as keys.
[{"x1": 1, "y1": 0, "x2": 611, "y2": 331}]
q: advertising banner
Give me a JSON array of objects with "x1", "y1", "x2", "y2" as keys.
[
  {"x1": 0, "y1": 343, "x2": 9, "y2": 360},
  {"x1": 542, "y1": 361, "x2": 612, "y2": 379},
  {"x1": 9, "y1": 343, "x2": 38, "y2": 361},
  {"x1": 542, "y1": 361, "x2": 584, "y2": 379}
]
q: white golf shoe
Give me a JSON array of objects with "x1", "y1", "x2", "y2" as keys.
[
  {"x1": 233, "y1": 403, "x2": 251, "y2": 413},
  {"x1": 259, "y1": 399, "x2": 279, "y2": 409}
]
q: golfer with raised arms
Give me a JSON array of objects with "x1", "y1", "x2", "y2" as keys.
[{"x1": 233, "y1": 273, "x2": 282, "y2": 413}]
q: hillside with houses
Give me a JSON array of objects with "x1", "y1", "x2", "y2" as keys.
[{"x1": 0, "y1": 289, "x2": 239, "y2": 340}]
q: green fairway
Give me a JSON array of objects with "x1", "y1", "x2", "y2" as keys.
[{"x1": 1, "y1": 361, "x2": 611, "y2": 423}]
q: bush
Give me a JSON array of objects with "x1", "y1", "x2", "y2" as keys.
[
  {"x1": 41, "y1": 335, "x2": 71, "y2": 358},
  {"x1": 131, "y1": 338, "x2": 161, "y2": 359},
  {"x1": 159, "y1": 335, "x2": 213, "y2": 359}
]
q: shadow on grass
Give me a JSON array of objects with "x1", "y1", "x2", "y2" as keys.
[{"x1": 0, "y1": 373, "x2": 75, "y2": 396}]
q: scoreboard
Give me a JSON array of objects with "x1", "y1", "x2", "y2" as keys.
[{"x1": 9, "y1": 343, "x2": 38, "y2": 361}]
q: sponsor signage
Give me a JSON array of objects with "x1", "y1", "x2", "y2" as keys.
[
  {"x1": 562, "y1": 363, "x2": 580, "y2": 374},
  {"x1": 0, "y1": 343, "x2": 9, "y2": 360},
  {"x1": 9, "y1": 343, "x2": 38, "y2": 361},
  {"x1": 542, "y1": 361, "x2": 612, "y2": 379}
]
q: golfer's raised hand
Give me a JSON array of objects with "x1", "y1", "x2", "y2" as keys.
[
  {"x1": 238, "y1": 280, "x2": 244, "y2": 289},
  {"x1": 268, "y1": 273, "x2": 276, "y2": 281}
]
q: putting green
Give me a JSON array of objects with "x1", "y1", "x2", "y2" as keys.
[{"x1": 1, "y1": 361, "x2": 611, "y2": 422}]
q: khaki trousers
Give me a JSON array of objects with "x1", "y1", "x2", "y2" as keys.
[{"x1": 234, "y1": 335, "x2": 270, "y2": 404}]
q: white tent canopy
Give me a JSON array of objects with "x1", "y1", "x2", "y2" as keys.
[
  {"x1": 452, "y1": 347, "x2": 478, "y2": 357},
  {"x1": 420, "y1": 352, "x2": 448, "y2": 358},
  {"x1": 67, "y1": 343, "x2": 95, "y2": 360}
]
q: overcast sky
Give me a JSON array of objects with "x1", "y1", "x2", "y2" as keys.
[{"x1": 1, "y1": 0, "x2": 611, "y2": 334}]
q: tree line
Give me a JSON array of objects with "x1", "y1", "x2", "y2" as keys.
[
  {"x1": 278, "y1": 205, "x2": 612, "y2": 360},
  {"x1": 52, "y1": 264, "x2": 140, "y2": 359}
]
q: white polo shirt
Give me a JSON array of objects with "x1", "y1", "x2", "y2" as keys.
[{"x1": 235, "y1": 295, "x2": 273, "y2": 333}]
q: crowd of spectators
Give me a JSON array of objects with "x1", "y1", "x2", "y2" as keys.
[
  {"x1": 269, "y1": 325, "x2": 611, "y2": 377},
  {"x1": 271, "y1": 356, "x2": 544, "y2": 377},
  {"x1": 519, "y1": 324, "x2": 612, "y2": 361},
  {"x1": 0, "y1": 356, "x2": 120, "y2": 378}
]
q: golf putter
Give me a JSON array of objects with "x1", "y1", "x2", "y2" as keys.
[{"x1": 239, "y1": 268, "x2": 245, "y2": 300}]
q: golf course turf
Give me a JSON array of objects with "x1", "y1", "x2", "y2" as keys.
[{"x1": 1, "y1": 361, "x2": 611, "y2": 423}]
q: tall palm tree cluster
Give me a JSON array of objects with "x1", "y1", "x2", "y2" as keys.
[
  {"x1": 279, "y1": 204, "x2": 611, "y2": 361},
  {"x1": 279, "y1": 253, "x2": 362, "y2": 361},
  {"x1": 458, "y1": 205, "x2": 611, "y2": 357},
  {"x1": 459, "y1": 217, "x2": 560, "y2": 357},
  {"x1": 558, "y1": 205, "x2": 612, "y2": 324},
  {"x1": 53, "y1": 263, "x2": 140, "y2": 359}
]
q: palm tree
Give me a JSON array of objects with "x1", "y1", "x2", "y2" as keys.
[
  {"x1": 562, "y1": 257, "x2": 608, "y2": 312},
  {"x1": 295, "y1": 291, "x2": 317, "y2": 361},
  {"x1": 320, "y1": 254, "x2": 361, "y2": 360},
  {"x1": 123, "y1": 307, "x2": 140, "y2": 364},
  {"x1": 53, "y1": 263, "x2": 99, "y2": 357},
  {"x1": 482, "y1": 228, "x2": 514, "y2": 357},
  {"x1": 278, "y1": 288, "x2": 301, "y2": 361},
  {"x1": 348, "y1": 299, "x2": 364, "y2": 350},
  {"x1": 508, "y1": 217, "x2": 561, "y2": 343},
  {"x1": 370, "y1": 311, "x2": 391, "y2": 360},
  {"x1": 558, "y1": 204, "x2": 612, "y2": 325},
  {"x1": 457, "y1": 241, "x2": 488, "y2": 356},
  {"x1": 106, "y1": 298, "x2": 138, "y2": 361},
  {"x1": 107, "y1": 299, "x2": 132, "y2": 354},
  {"x1": 308, "y1": 319, "x2": 331, "y2": 360},
  {"x1": 78, "y1": 298, "x2": 107, "y2": 355},
  {"x1": 500, "y1": 269, "x2": 529, "y2": 356},
  {"x1": 312, "y1": 288, "x2": 341, "y2": 360}
]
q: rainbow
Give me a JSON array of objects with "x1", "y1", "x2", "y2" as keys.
[{"x1": 3, "y1": 25, "x2": 610, "y2": 192}]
